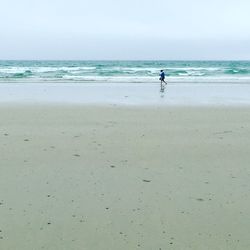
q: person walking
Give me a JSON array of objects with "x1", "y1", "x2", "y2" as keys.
[{"x1": 159, "y1": 70, "x2": 167, "y2": 91}]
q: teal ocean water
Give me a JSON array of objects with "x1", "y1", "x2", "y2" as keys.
[{"x1": 0, "y1": 60, "x2": 250, "y2": 83}]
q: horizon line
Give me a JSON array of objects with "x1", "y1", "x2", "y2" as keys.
[{"x1": 0, "y1": 59, "x2": 250, "y2": 61}]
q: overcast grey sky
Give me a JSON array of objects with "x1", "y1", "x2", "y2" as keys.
[{"x1": 1, "y1": 0, "x2": 250, "y2": 60}]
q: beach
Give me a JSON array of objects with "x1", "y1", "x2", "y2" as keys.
[
  {"x1": 1, "y1": 0, "x2": 250, "y2": 245},
  {"x1": 1, "y1": 104, "x2": 250, "y2": 249}
]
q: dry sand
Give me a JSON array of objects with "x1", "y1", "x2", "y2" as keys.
[{"x1": 0, "y1": 105, "x2": 250, "y2": 250}]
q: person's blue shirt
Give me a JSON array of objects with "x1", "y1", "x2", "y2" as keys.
[{"x1": 160, "y1": 71, "x2": 165, "y2": 78}]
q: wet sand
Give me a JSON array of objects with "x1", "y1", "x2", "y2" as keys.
[{"x1": 0, "y1": 105, "x2": 250, "y2": 250}]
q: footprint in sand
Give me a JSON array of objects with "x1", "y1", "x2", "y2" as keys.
[{"x1": 196, "y1": 198, "x2": 204, "y2": 201}]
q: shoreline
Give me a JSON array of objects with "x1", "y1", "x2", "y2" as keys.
[{"x1": 0, "y1": 81, "x2": 250, "y2": 106}]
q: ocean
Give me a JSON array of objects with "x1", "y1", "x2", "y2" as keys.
[{"x1": 0, "y1": 60, "x2": 250, "y2": 83}]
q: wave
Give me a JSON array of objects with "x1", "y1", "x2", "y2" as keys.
[
  {"x1": 224, "y1": 68, "x2": 249, "y2": 74},
  {"x1": 0, "y1": 61, "x2": 250, "y2": 82}
]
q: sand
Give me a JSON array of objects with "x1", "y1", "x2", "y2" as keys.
[{"x1": 0, "y1": 105, "x2": 250, "y2": 250}]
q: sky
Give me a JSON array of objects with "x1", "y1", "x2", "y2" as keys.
[{"x1": 1, "y1": 0, "x2": 250, "y2": 60}]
